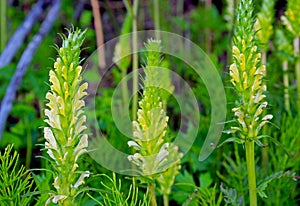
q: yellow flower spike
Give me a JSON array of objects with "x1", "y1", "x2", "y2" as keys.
[
  {"x1": 44, "y1": 28, "x2": 88, "y2": 205},
  {"x1": 128, "y1": 39, "x2": 182, "y2": 203},
  {"x1": 229, "y1": 1, "x2": 274, "y2": 204}
]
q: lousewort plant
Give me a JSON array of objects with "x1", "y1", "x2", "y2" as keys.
[
  {"x1": 281, "y1": 0, "x2": 300, "y2": 109},
  {"x1": 43, "y1": 28, "x2": 90, "y2": 205},
  {"x1": 128, "y1": 39, "x2": 182, "y2": 206},
  {"x1": 228, "y1": 0, "x2": 273, "y2": 205}
]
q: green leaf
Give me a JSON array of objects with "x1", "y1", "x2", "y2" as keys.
[
  {"x1": 217, "y1": 137, "x2": 245, "y2": 148},
  {"x1": 257, "y1": 170, "x2": 297, "y2": 199},
  {"x1": 257, "y1": 135, "x2": 290, "y2": 156},
  {"x1": 199, "y1": 173, "x2": 213, "y2": 188}
]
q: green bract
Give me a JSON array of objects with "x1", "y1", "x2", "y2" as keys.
[{"x1": 44, "y1": 28, "x2": 89, "y2": 205}]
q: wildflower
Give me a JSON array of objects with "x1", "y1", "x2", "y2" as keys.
[
  {"x1": 127, "y1": 39, "x2": 181, "y2": 204},
  {"x1": 44, "y1": 28, "x2": 89, "y2": 205},
  {"x1": 281, "y1": 0, "x2": 300, "y2": 37},
  {"x1": 228, "y1": 1, "x2": 274, "y2": 205},
  {"x1": 254, "y1": 0, "x2": 275, "y2": 49},
  {"x1": 229, "y1": 0, "x2": 273, "y2": 139}
]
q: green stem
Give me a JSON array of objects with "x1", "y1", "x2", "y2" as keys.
[
  {"x1": 234, "y1": 143, "x2": 245, "y2": 198},
  {"x1": 132, "y1": 0, "x2": 139, "y2": 121},
  {"x1": 154, "y1": 0, "x2": 160, "y2": 39},
  {"x1": 245, "y1": 140, "x2": 257, "y2": 206},
  {"x1": 149, "y1": 183, "x2": 157, "y2": 206},
  {"x1": 25, "y1": 117, "x2": 32, "y2": 170},
  {"x1": 294, "y1": 37, "x2": 300, "y2": 110},
  {"x1": 163, "y1": 194, "x2": 169, "y2": 206},
  {"x1": 121, "y1": 69, "x2": 129, "y2": 109},
  {"x1": 283, "y1": 61, "x2": 291, "y2": 113},
  {"x1": 205, "y1": 0, "x2": 212, "y2": 53},
  {"x1": 1, "y1": 0, "x2": 6, "y2": 51}
]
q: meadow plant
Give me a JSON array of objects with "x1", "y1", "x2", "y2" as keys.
[
  {"x1": 88, "y1": 173, "x2": 150, "y2": 206},
  {"x1": 281, "y1": 0, "x2": 300, "y2": 109},
  {"x1": 228, "y1": 0, "x2": 273, "y2": 205},
  {"x1": 43, "y1": 28, "x2": 90, "y2": 205},
  {"x1": 275, "y1": 29, "x2": 294, "y2": 113},
  {"x1": 0, "y1": 144, "x2": 35, "y2": 205},
  {"x1": 254, "y1": 0, "x2": 275, "y2": 62},
  {"x1": 128, "y1": 39, "x2": 182, "y2": 206}
]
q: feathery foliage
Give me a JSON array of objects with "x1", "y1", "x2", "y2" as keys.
[{"x1": 0, "y1": 144, "x2": 35, "y2": 205}]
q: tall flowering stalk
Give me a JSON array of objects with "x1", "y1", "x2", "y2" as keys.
[
  {"x1": 275, "y1": 29, "x2": 294, "y2": 113},
  {"x1": 254, "y1": 0, "x2": 275, "y2": 64},
  {"x1": 281, "y1": 0, "x2": 300, "y2": 109},
  {"x1": 229, "y1": 0, "x2": 273, "y2": 205},
  {"x1": 128, "y1": 39, "x2": 181, "y2": 206},
  {"x1": 44, "y1": 28, "x2": 90, "y2": 205}
]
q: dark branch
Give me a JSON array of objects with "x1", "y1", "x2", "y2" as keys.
[
  {"x1": 0, "y1": 0, "x2": 45, "y2": 68},
  {"x1": 0, "y1": 0, "x2": 61, "y2": 139}
]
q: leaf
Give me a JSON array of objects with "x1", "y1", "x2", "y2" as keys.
[
  {"x1": 257, "y1": 135, "x2": 290, "y2": 156},
  {"x1": 220, "y1": 183, "x2": 244, "y2": 206},
  {"x1": 257, "y1": 170, "x2": 297, "y2": 199},
  {"x1": 199, "y1": 173, "x2": 213, "y2": 188},
  {"x1": 217, "y1": 137, "x2": 245, "y2": 148}
]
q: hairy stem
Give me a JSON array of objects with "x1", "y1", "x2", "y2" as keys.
[
  {"x1": 294, "y1": 37, "x2": 300, "y2": 109},
  {"x1": 132, "y1": 0, "x2": 139, "y2": 121},
  {"x1": 154, "y1": 0, "x2": 160, "y2": 39},
  {"x1": 149, "y1": 183, "x2": 157, "y2": 206},
  {"x1": 0, "y1": 0, "x2": 6, "y2": 51},
  {"x1": 163, "y1": 194, "x2": 169, "y2": 206},
  {"x1": 245, "y1": 140, "x2": 257, "y2": 206},
  {"x1": 25, "y1": 117, "x2": 32, "y2": 170},
  {"x1": 205, "y1": 0, "x2": 212, "y2": 53},
  {"x1": 261, "y1": 51, "x2": 268, "y2": 169},
  {"x1": 283, "y1": 61, "x2": 291, "y2": 113},
  {"x1": 91, "y1": 0, "x2": 106, "y2": 69},
  {"x1": 121, "y1": 69, "x2": 129, "y2": 109}
]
